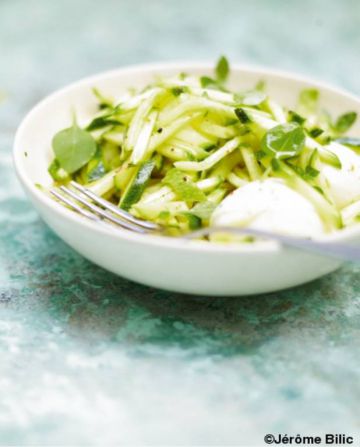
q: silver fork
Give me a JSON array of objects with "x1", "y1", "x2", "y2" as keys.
[{"x1": 50, "y1": 181, "x2": 360, "y2": 262}]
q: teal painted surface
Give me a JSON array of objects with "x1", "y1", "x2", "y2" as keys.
[{"x1": 1, "y1": 0, "x2": 360, "y2": 444}]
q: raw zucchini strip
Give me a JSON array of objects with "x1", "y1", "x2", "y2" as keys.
[
  {"x1": 86, "y1": 168, "x2": 120, "y2": 196},
  {"x1": 117, "y1": 88, "x2": 161, "y2": 113},
  {"x1": 131, "y1": 111, "x2": 158, "y2": 164},
  {"x1": 266, "y1": 99, "x2": 287, "y2": 123},
  {"x1": 195, "y1": 120, "x2": 238, "y2": 139},
  {"x1": 124, "y1": 88, "x2": 163, "y2": 152},
  {"x1": 240, "y1": 146, "x2": 263, "y2": 180},
  {"x1": 120, "y1": 160, "x2": 155, "y2": 210},
  {"x1": 227, "y1": 172, "x2": 248, "y2": 188},
  {"x1": 158, "y1": 96, "x2": 235, "y2": 126},
  {"x1": 174, "y1": 137, "x2": 242, "y2": 172},
  {"x1": 149, "y1": 113, "x2": 202, "y2": 152}
]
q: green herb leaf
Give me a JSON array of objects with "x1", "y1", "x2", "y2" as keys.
[
  {"x1": 298, "y1": 89, "x2": 319, "y2": 115},
  {"x1": 171, "y1": 86, "x2": 188, "y2": 97},
  {"x1": 319, "y1": 148, "x2": 342, "y2": 169},
  {"x1": 215, "y1": 56, "x2": 229, "y2": 84},
  {"x1": 86, "y1": 115, "x2": 122, "y2": 131},
  {"x1": 52, "y1": 123, "x2": 97, "y2": 174},
  {"x1": 200, "y1": 76, "x2": 217, "y2": 88},
  {"x1": 182, "y1": 213, "x2": 202, "y2": 230},
  {"x1": 333, "y1": 112, "x2": 357, "y2": 134},
  {"x1": 234, "y1": 108, "x2": 251, "y2": 124},
  {"x1": 163, "y1": 169, "x2": 206, "y2": 202},
  {"x1": 255, "y1": 80, "x2": 266, "y2": 91},
  {"x1": 261, "y1": 123, "x2": 306, "y2": 160},
  {"x1": 255, "y1": 150, "x2": 267, "y2": 160},
  {"x1": 309, "y1": 127, "x2": 324, "y2": 138},
  {"x1": 305, "y1": 165, "x2": 320, "y2": 178},
  {"x1": 288, "y1": 110, "x2": 306, "y2": 125},
  {"x1": 291, "y1": 165, "x2": 319, "y2": 181},
  {"x1": 335, "y1": 136, "x2": 360, "y2": 147}
]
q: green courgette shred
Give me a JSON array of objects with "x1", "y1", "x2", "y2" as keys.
[{"x1": 48, "y1": 57, "x2": 360, "y2": 236}]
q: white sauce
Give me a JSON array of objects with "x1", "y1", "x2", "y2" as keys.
[
  {"x1": 211, "y1": 178, "x2": 324, "y2": 237},
  {"x1": 322, "y1": 142, "x2": 360, "y2": 209}
]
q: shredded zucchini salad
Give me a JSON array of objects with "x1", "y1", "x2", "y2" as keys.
[{"x1": 48, "y1": 57, "x2": 360, "y2": 239}]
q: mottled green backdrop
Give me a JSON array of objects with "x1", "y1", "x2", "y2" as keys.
[{"x1": 1, "y1": 0, "x2": 360, "y2": 445}]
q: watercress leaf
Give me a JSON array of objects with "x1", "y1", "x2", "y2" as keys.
[
  {"x1": 261, "y1": 122, "x2": 306, "y2": 159},
  {"x1": 215, "y1": 56, "x2": 229, "y2": 84},
  {"x1": 334, "y1": 112, "x2": 357, "y2": 134},
  {"x1": 52, "y1": 124, "x2": 97, "y2": 174},
  {"x1": 335, "y1": 136, "x2": 360, "y2": 147},
  {"x1": 163, "y1": 169, "x2": 206, "y2": 202}
]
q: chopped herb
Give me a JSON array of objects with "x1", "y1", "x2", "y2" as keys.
[
  {"x1": 298, "y1": 89, "x2": 319, "y2": 115},
  {"x1": 255, "y1": 150, "x2": 267, "y2": 160},
  {"x1": 309, "y1": 127, "x2": 324, "y2": 138},
  {"x1": 171, "y1": 87, "x2": 187, "y2": 97},
  {"x1": 183, "y1": 212, "x2": 202, "y2": 229},
  {"x1": 163, "y1": 169, "x2": 206, "y2": 202},
  {"x1": 86, "y1": 115, "x2": 122, "y2": 131},
  {"x1": 200, "y1": 76, "x2": 217, "y2": 88},
  {"x1": 305, "y1": 165, "x2": 320, "y2": 178},
  {"x1": 333, "y1": 111, "x2": 357, "y2": 134},
  {"x1": 235, "y1": 108, "x2": 251, "y2": 124},
  {"x1": 288, "y1": 110, "x2": 306, "y2": 125},
  {"x1": 215, "y1": 56, "x2": 229, "y2": 84},
  {"x1": 255, "y1": 80, "x2": 266, "y2": 91}
]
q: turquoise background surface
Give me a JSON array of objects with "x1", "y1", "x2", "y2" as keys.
[{"x1": 1, "y1": 0, "x2": 360, "y2": 445}]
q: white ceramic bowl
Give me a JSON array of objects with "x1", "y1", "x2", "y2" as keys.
[{"x1": 14, "y1": 63, "x2": 360, "y2": 296}]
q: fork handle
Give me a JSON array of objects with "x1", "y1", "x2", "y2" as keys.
[{"x1": 184, "y1": 227, "x2": 360, "y2": 262}]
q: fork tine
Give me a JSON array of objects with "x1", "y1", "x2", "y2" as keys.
[
  {"x1": 58, "y1": 185, "x2": 149, "y2": 234},
  {"x1": 70, "y1": 181, "x2": 159, "y2": 230},
  {"x1": 50, "y1": 189, "x2": 101, "y2": 222}
]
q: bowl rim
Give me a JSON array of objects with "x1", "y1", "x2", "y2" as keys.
[{"x1": 13, "y1": 61, "x2": 360, "y2": 254}]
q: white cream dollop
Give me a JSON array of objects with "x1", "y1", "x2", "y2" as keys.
[
  {"x1": 321, "y1": 142, "x2": 360, "y2": 209},
  {"x1": 210, "y1": 178, "x2": 324, "y2": 237}
]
